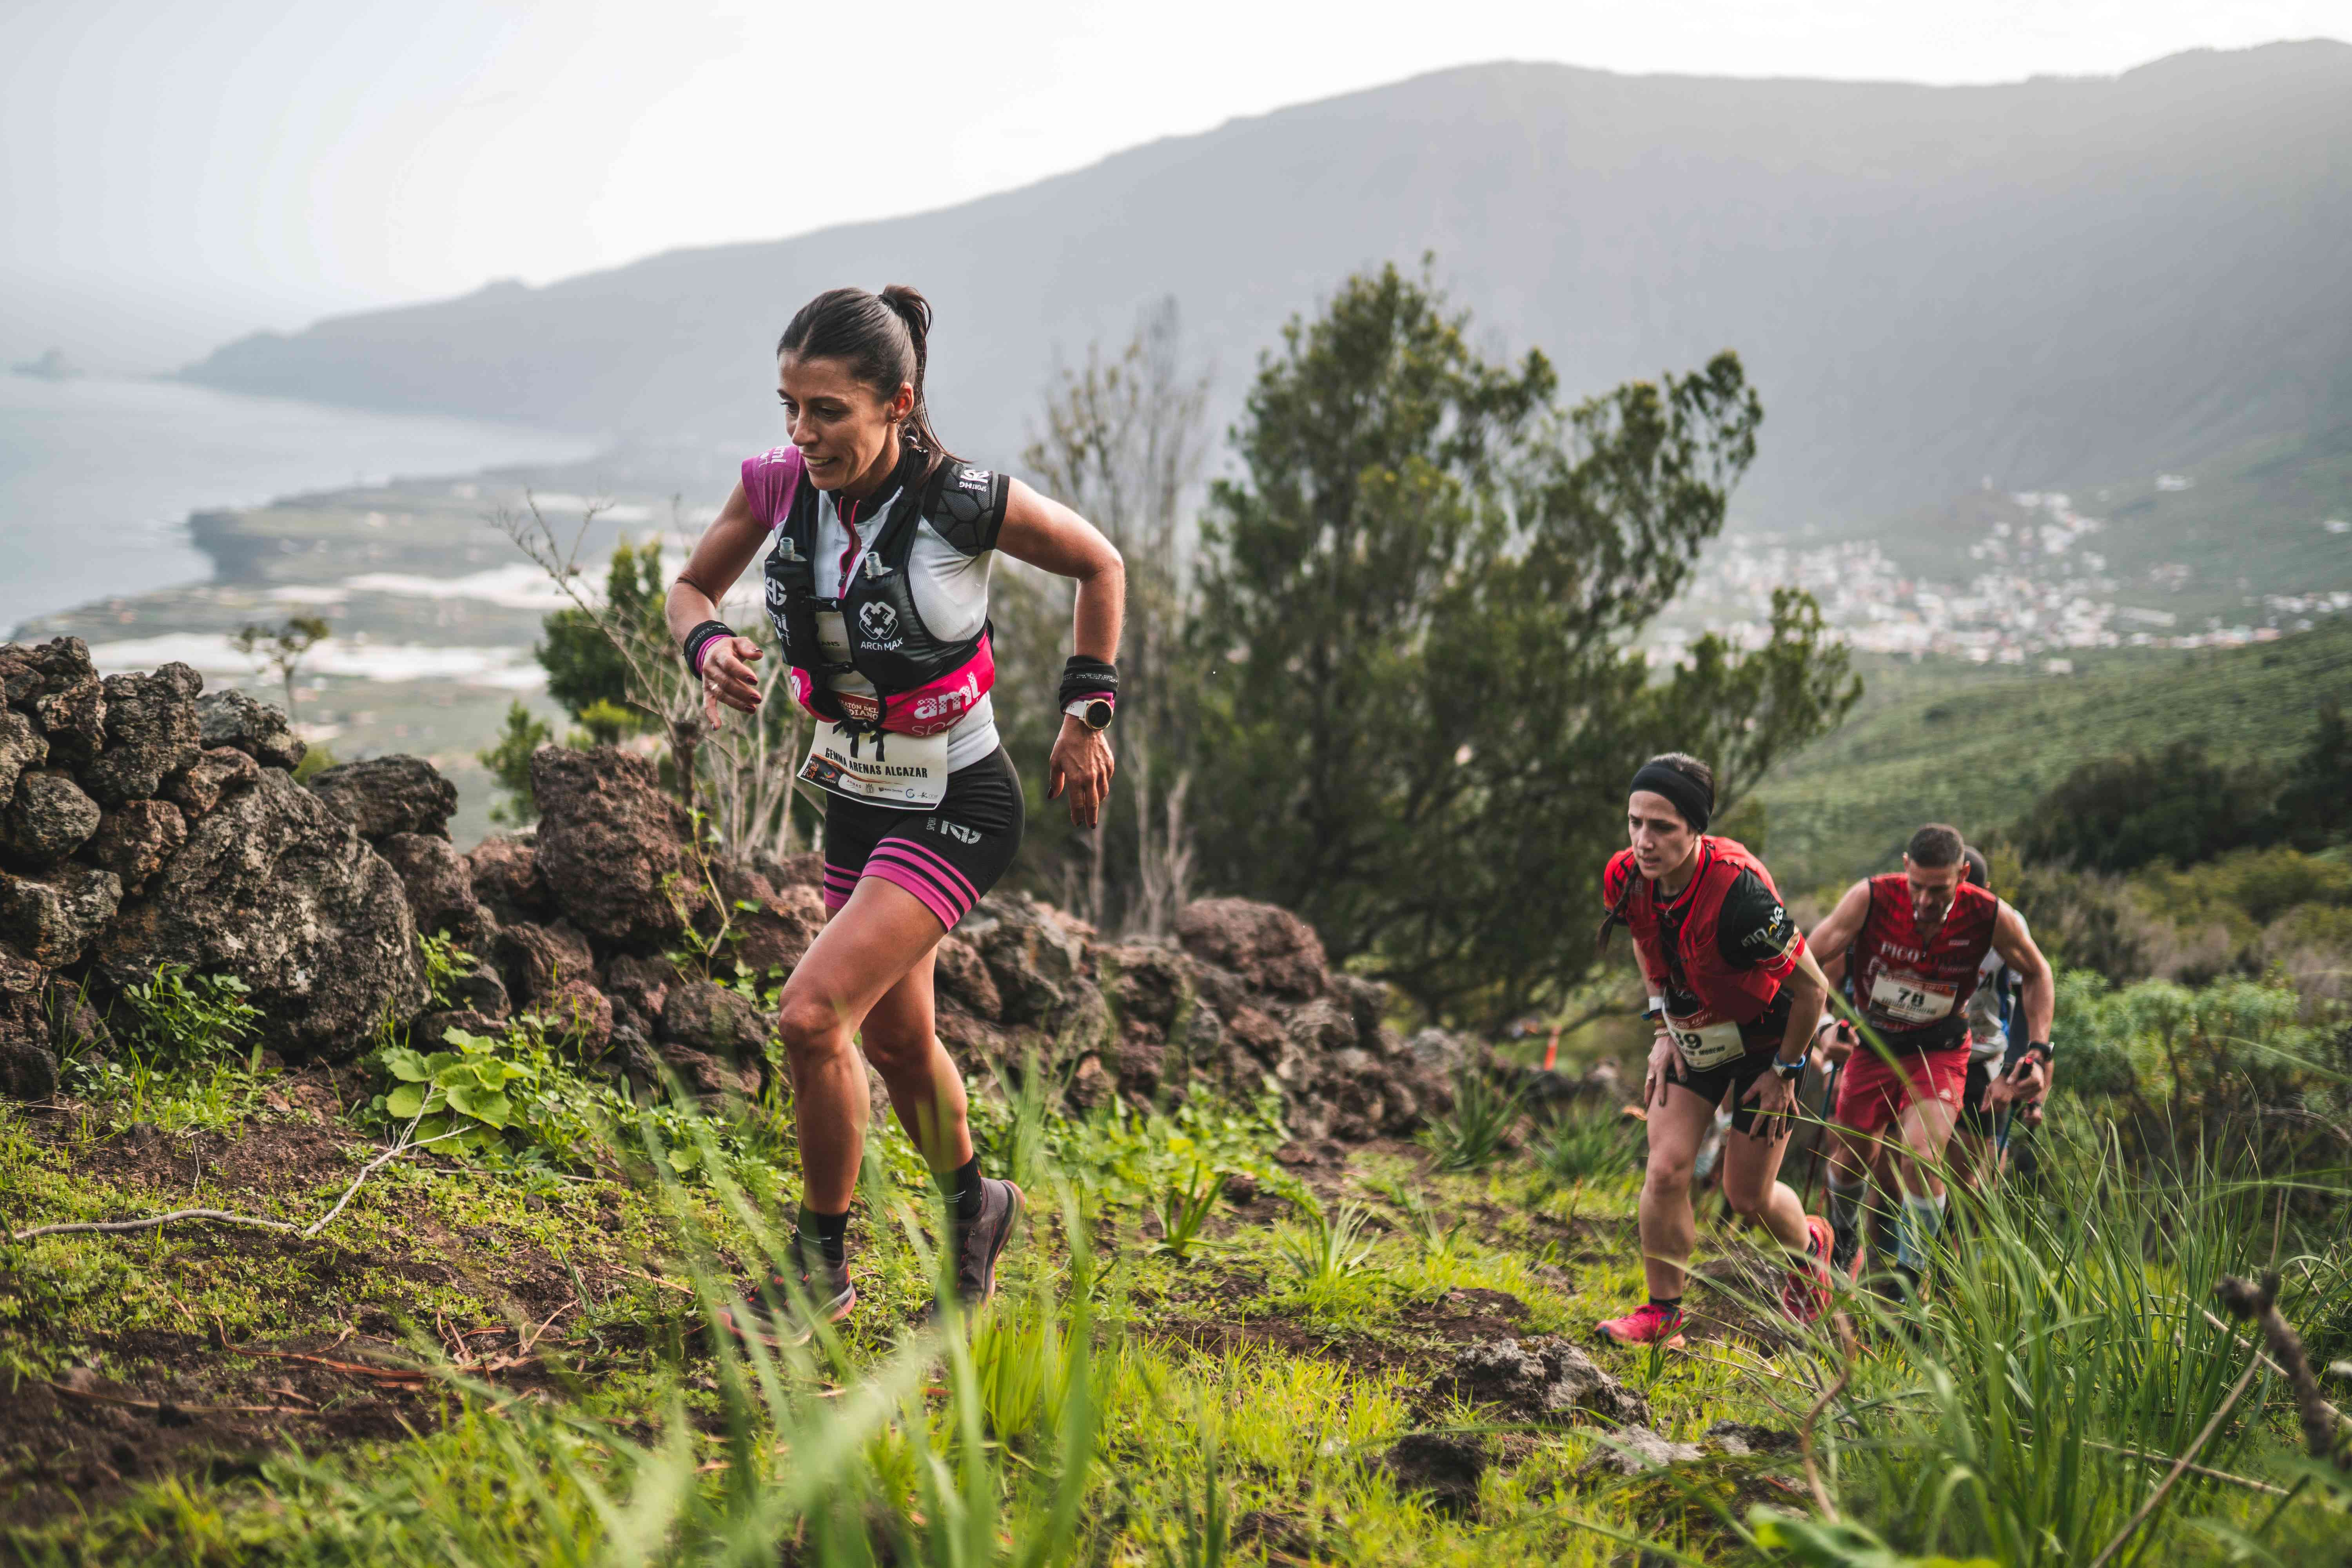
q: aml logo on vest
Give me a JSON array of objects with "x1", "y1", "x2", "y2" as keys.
[{"x1": 858, "y1": 601, "x2": 901, "y2": 640}]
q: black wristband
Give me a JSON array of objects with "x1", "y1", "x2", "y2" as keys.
[
  {"x1": 683, "y1": 621, "x2": 735, "y2": 675},
  {"x1": 1059, "y1": 655, "x2": 1118, "y2": 709}
]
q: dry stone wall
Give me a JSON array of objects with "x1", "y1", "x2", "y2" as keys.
[{"x1": 2, "y1": 658, "x2": 1473, "y2": 1138}]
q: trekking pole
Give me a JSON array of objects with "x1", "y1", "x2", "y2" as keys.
[
  {"x1": 1991, "y1": 1104, "x2": 2015, "y2": 1186},
  {"x1": 1798, "y1": 1062, "x2": 1842, "y2": 1210}
]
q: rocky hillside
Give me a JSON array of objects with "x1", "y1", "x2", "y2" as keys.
[{"x1": 0, "y1": 636, "x2": 1462, "y2": 1139}]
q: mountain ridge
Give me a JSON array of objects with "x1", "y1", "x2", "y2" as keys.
[{"x1": 183, "y1": 41, "x2": 2352, "y2": 534}]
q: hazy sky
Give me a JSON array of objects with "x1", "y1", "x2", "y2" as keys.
[{"x1": 4, "y1": 0, "x2": 2345, "y2": 370}]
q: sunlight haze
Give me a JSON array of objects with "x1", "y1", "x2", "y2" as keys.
[{"x1": 3, "y1": 0, "x2": 2345, "y2": 370}]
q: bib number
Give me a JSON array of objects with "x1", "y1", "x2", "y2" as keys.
[
  {"x1": 799, "y1": 720, "x2": 948, "y2": 808},
  {"x1": 1869, "y1": 970, "x2": 1956, "y2": 1026},
  {"x1": 1664, "y1": 1015, "x2": 1748, "y2": 1071}
]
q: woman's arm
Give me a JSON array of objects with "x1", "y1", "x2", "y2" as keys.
[
  {"x1": 666, "y1": 480, "x2": 771, "y2": 724},
  {"x1": 995, "y1": 478, "x2": 1124, "y2": 828}
]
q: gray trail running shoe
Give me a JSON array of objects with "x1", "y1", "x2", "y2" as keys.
[
  {"x1": 921, "y1": 1177, "x2": 1025, "y2": 1324},
  {"x1": 715, "y1": 1239, "x2": 856, "y2": 1349}
]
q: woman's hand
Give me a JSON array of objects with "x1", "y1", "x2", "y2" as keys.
[
  {"x1": 1817, "y1": 1018, "x2": 1858, "y2": 1067},
  {"x1": 1743, "y1": 1063, "x2": 1798, "y2": 1140},
  {"x1": 1644, "y1": 1033, "x2": 1681, "y2": 1110},
  {"x1": 700, "y1": 637, "x2": 764, "y2": 728},
  {"x1": 1047, "y1": 717, "x2": 1114, "y2": 829}
]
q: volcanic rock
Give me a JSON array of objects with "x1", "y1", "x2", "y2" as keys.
[
  {"x1": 0, "y1": 710, "x2": 47, "y2": 802},
  {"x1": 540, "y1": 978, "x2": 613, "y2": 1056},
  {"x1": 376, "y1": 831, "x2": 492, "y2": 948},
  {"x1": 528, "y1": 747, "x2": 702, "y2": 947},
  {"x1": 1175, "y1": 898, "x2": 1328, "y2": 999},
  {"x1": 90, "y1": 800, "x2": 188, "y2": 894},
  {"x1": 1574, "y1": 1426, "x2": 1702, "y2": 1477},
  {"x1": 167, "y1": 746, "x2": 262, "y2": 819},
  {"x1": 0, "y1": 863, "x2": 121, "y2": 966},
  {"x1": 92, "y1": 768, "x2": 427, "y2": 1063},
  {"x1": 194, "y1": 689, "x2": 307, "y2": 771},
  {"x1": 962, "y1": 894, "x2": 1086, "y2": 1025},
  {"x1": 932, "y1": 935, "x2": 1002, "y2": 1021},
  {"x1": 306, "y1": 755, "x2": 458, "y2": 842},
  {"x1": 82, "y1": 664, "x2": 202, "y2": 806},
  {"x1": 465, "y1": 833, "x2": 550, "y2": 926},
  {"x1": 0, "y1": 950, "x2": 56, "y2": 1101},
  {"x1": 660, "y1": 979, "x2": 768, "y2": 1065},
  {"x1": 2, "y1": 769, "x2": 102, "y2": 862},
  {"x1": 495, "y1": 921, "x2": 597, "y2": 1011},
  {"x1": 1448, "y1": 1337, "x2": 1651, "y2": 1428}
]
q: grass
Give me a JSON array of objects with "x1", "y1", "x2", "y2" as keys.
[{"x1": 4, "y1": 979, "x2": 2350, "y2": 1565}]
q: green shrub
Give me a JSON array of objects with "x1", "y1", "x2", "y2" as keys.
[
  {"x1": 1421, "y1": 1069, "x2": 1524, "y2": 1172},
  {"x1": 118, "y1": 964, "x2": 261, "y2": 1066}
]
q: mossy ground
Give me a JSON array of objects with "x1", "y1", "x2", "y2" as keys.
[
  {"x1": 5, "y1": 1053, "x2": 2344, "y2": 1565},
  {"x1": 0, "y1": 1049, "x2": 1832, "y2": 1564}
]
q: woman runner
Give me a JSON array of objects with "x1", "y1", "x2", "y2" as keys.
[
  {"x1": 666, "y1": 285, "x2": 1124, "y2": 1341},
  {"x1": 1594, "y1": 754, "x2": 1837, "y2": 1346}
]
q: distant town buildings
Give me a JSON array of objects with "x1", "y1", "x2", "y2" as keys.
[{"x1": 1654, "y1": 491, "x2": 2352, "y2": 667}]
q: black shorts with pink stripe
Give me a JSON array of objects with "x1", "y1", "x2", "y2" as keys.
[{"x1": 818, "y1": 746, "x2": 1024, "y2": 931}]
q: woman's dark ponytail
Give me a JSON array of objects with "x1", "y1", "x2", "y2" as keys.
[
  {"x1": 777, "y1": 284, "x2": 956, "y2": 476},
  {"x1": 876, "y1": 285, "x2": 953, "y2": 468}
]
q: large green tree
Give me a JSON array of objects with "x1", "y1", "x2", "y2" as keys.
[{"x1": 1188, "y1": 263, "x2": 1858, "y2": 1020}]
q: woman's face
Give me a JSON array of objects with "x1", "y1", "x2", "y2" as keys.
[
  {"x1": 1627, "y1": 789, "x2": 1698, "y2": 880},
  {"x1": 778, "y1": 352, "x2": 912, "y2": 491}
]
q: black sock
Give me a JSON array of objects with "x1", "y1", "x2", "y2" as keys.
[
  {"x1": 944, "y1": 1154, "x2": 985, "y2": 1223},
  {"x1": 795, "y1": 1205, "x2": 850, "y2": 1265},
  {"x1": 1647, "y1": 1294, "x2": 1683, "y2": 1317}
]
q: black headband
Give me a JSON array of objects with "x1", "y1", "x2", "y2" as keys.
[{"x1": 1629, "y1": 761, "x2": 1711, "y2": 834}]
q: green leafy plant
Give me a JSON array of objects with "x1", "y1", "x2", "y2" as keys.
[
  {"x1": 1532, "y1": 1103, "x2": 1636, "y2": 1186},
  {"x1": 1365, "y1": 1172, "x2": 1468, "y2": 1261},
  {"x1": 1273, "y1": 1195, "x2": 1377, "y2": 1289},
  {"x1": 1148, "y1": 1161, "x2": 1227, "y2": 1261},
  {"x1": 417, "y1": 930, "x2": 476, "y2": 1009},
  {"x1": 118, "y1": 963, "x2": 261, "y2": 1066},
  {"x1": 1420, "y1": 1068, "x2": 1524, "y2": 1173}
]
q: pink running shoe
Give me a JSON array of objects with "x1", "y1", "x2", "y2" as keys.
[
  {"x1": 1781, "y1": 1215, "x2": 1835, "y2": 1324},
  {"x1": 1595, "y1": 1301, "x2": 1687, "y2": 1348}
]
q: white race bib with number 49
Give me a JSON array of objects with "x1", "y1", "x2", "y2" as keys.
[
  {"x1": 799, "y1": 720, "x2": 948, "y2": 808},
  {"x1": 1869, "y1": 970, "x2": 1956, "y2": 1026},
  {"x1": 1664, "y1": 1016, "x2": 1748, "y2": 1071}
]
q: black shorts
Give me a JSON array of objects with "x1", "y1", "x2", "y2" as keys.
[
  {"x1": 1666, "y1": 1048, "x2": 1790, "y2": 1137},
  {"x1": 818, "y1": 747, "x2": 1023, "y2": 931}
]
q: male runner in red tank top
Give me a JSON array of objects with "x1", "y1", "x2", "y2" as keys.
[{"x1": 1808, "y1": 824, "x2": 2052, "y2": 1297}]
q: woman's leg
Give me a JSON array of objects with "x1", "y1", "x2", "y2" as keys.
[
  {"x1": 1638, "y1": 1081, "x2": 1723, "y2": 1300},
  {"x1": 775, "y1": 876, "x2": 949, "y2": 1212},
  {"x1": 1717, "y1": 1111, "x2": 1811, "y2": 1254},
  {"x1": 856, "y1": 941, "x2": 975, "y2": 1175}
]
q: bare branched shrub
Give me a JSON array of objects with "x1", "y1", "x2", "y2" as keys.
[
  {"x1": 1022, "y1": 299, "x2": 1211, "y2": 935},
  {"x1": 494, "y1": 493, "x2": 808, "y2": 857}
]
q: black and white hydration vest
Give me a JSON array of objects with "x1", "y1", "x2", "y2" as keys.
[{"x1": 762, "y1": 448, "x2": 1009, "y2": 755}]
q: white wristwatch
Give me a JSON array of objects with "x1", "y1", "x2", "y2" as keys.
[{"x1": 1064, "y1": 697, "x2": 1113, "y2": 731}]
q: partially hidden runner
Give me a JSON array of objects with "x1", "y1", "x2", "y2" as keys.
[
  {"x1": 1595, "y1": 754, "x2": 1837, "y2": 1347},
  {"x1": 1951, "y1": 846, "x2": 2053, "y2": 1191},
  {"x1": 666, "y1": 285, "x2": 1126, "y2": 1344},
  {"x1": 1808, "y1": 825, "x2": 2052, "y2": 1299}
]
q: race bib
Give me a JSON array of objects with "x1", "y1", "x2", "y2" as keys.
[
  {"x1": 1664, "y1": 1015, "x2": 1748, "y2": 1071},
  {"x1": 798, "y1": 720, "x2": 947, "y2": 808},
  {"x1": 1869, "y1": 970, "x2": 1956, "y2": 1026}
]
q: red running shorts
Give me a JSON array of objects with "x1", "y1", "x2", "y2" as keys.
[{"x1": 1835, "y1": 1042, "x2": 1969, "y2": 1140}]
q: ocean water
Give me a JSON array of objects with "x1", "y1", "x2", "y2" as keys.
[{"x1": 0, "y1": 374, "x2": 593, "y2": 637}]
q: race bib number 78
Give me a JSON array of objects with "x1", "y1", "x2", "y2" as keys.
[{"x1": 1869, "y1": 970, "x2": 1956, "y2": 1026}]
